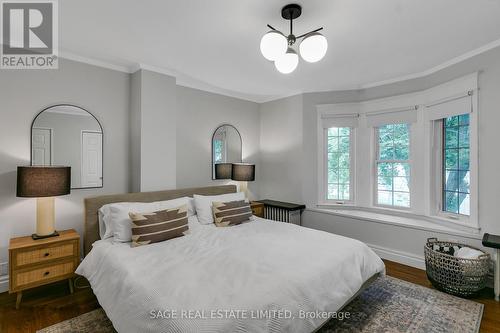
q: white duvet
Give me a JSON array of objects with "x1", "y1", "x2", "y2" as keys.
[{"x1": 76, "y1": 217, "x2": 384, "y2": 333}]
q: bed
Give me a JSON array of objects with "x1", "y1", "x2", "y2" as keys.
[{"x1": 77, "y1": 185, "x2": 385, "y2": 333}]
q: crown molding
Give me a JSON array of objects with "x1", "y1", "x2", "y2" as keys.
[
  {"x1": 57, "y1": 37, "x2": 500, "y2": 103},
  {"x1": 130, "y1": 63, "x2": 178, "y2": 78},
  {"x1": 359, "y1": 38, "x2": 500, "y2": 89},
  {"x1": 59, "y1": 50, "x2": 132, "y2": 73}
]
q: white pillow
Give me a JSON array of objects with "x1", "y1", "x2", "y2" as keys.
[
  {"x1": 98, "y1": 197, "x2": 195, "y2": 242},
  {"x1": 193, "y1": 192, "x2": 246, "y2": 225},
  {"x1": 157, "y1": 197, "x2": 196, "y2": 216},
  {"x1": 98, "y1": 207, "x2": 111, "y2": 239}
]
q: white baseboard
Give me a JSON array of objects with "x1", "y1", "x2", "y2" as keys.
[
  {"x1": 0, "y1": 275, "x2": 9, "y2": 293},
  {"x1": 367, "y1": 243, "x2": 426, "y2": 270}
]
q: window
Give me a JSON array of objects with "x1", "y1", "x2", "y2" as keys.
[
  {"x1": 442, "y1": 114, "x2": 470, "y2": 215},
  {"x1": 326, "y1": 127, "x2": 352, "y2": 201},
  {"x1": 213, "y1": 139, "x2": 225, "y2": 163},
  {"x1": 376, "y1": 123, "x2": 411, "y2": 208},
  {"x1": 317, "y1": 74, "x2": 478, "y2": 231}
]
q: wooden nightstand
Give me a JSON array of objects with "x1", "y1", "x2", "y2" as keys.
[
  {"x1": 9, "y1": 229, "x2": 80, "y2": 309},
  {"x1": 250, "y1": 201, "x2": 265, "y2": 218}
]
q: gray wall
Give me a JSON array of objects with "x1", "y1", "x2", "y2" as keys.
[
  {"x1": 259, "y1": 94, "x2": 304, "y2": 203},
  {"x1": 129, "y1": 71, "x2": 142, "y2": 192},
  {"x1": 176, "y1": 86, "x2": 261, "y2": 199},
  {"x1": 130, "y1": 70, "x2": 177, "y2": 192},
  {"x1": 259, "y1": 46, "x2": 500, "y2": 265},
  {"x1": 0, "y1": 58, "x2": 130, "y2": 267}
]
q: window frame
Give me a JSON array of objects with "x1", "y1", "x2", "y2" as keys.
[
  {"x1": 320, "y1": 126, "x2": 356, "y2": 205},
  {"x1": 373, "y1": 124, "x2": 412, "y2": 210},
  {"x1": 432, "y1": 116, "x2": 477, "y2": 226}
]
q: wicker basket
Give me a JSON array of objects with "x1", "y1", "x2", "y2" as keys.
[{"x1": 424, "y1": 238, "x2": 490, "y2": 297}]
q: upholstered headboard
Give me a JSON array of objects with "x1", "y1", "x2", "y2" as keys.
[{"x1": 83, "y1": 185, "x2": 237, "y2": 255}]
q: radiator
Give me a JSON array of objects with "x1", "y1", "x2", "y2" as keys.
[
  {"x1": 264, "y1": 206, "x2": 301, "y2": 225},
  {"x1": 260, "y1": 199, "x2": 305, "y2": 225}
]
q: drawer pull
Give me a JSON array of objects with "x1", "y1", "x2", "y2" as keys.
[
  {"x1": 44, "y1": 253, "x2": 50, "y2": 257},
  {"x1": 44, "y1": 271, "x2": 50, "y2": 276}
]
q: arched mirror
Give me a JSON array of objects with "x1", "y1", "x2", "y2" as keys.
[
  {"x1": 212, "y1": 124, "x2": 242, "y2": 179},
  {"x1": 31, "y1": 104, "x2": 103, "y2": 189}
]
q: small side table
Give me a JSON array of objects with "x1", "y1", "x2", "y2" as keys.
[
  {"x1": 9, "y1": 229, "x2": 80, "y2": 309},
  {"x1": 482, "y1": 233, "x2": 500, "y2": 301}
]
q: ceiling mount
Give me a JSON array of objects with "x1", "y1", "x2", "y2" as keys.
[
  {"x1": 281, "y1": 4, "x2": 302, "y2": 20},
  {"x1": 260, "y1": 3, "x2": 328, "y2": 74}
]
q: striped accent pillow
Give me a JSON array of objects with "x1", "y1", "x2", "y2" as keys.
[
  {"x1": 212, "y1": 200, "x2": 252, "y2": 227},
  {"x1": 129, "y1": 204, "x2": 188, "y2": 247}
]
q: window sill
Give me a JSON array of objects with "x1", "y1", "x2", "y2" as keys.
[{"x1": 309, "y1": 205, "x2": 481, "y2": 240}]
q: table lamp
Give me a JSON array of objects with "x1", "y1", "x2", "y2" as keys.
[
  {"x1": 215, "y1": 163, "x2": 233, "y2": 179},
  {"x1": 231, "y1": 163, "x2": 255, "y2": 198},
  {"x1": 17, "y1": 166, "x2": 71, "y2": 239}
]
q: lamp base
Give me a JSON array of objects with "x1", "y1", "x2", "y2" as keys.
[
  {"x1": 32, "y1": 231, "x2": 59, "y2": 240},
  {"x1": 239, "y1": 181, "x2": 249, "y2": 199}
]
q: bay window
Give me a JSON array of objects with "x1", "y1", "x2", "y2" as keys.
[{"x1": 317, "y1": 73, "x2": 478, "y2": 231}]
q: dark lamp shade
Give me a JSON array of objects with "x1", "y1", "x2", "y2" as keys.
[
  {"x1": 215, "y1": 163, "x2": 232, "y2": 180},
  {"x1": 17, "y1": 166, "x2": 71, "y2": 197},
  {"x1": 231, "y1": 163, "x2": 255, "y2": 181}
]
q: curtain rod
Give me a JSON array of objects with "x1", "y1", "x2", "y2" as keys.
[
  {"x1": 425, "y1": 90, "x2": 473, "y2": 108},
  {"x1": 321, "y1": 113, "x2": 359, "y2": 119},
  {"x1": 365, "y1": 105, "x2": 418, "y2": 117}
]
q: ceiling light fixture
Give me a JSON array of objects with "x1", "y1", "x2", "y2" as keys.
[{"x1": 260, "y1": 4, "x2": 327, "y2": 74}]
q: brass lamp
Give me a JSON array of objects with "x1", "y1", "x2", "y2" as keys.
[{"x1": 17, "y1": 166, "x2": 71, "y2": 239}]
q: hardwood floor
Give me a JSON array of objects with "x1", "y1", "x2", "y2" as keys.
[
  {"x1": 0, "y1": 279, "x2": 99, "y2": 333},
  {"x1": 0, "y1": 260, "x2": 498, "y2": 332}
]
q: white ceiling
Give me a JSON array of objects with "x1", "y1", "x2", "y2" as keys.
[{"x1": 59, "y1": 0, "x2": 500, "y2": 102}]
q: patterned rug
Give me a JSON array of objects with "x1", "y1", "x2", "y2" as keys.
[{"x1": 37, "y1": 276, "x2": 483, "y2": 333}]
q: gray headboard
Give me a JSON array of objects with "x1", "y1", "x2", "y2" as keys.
[{"x1": 83, "y1": 185, "x2": 237, "y2": 255}]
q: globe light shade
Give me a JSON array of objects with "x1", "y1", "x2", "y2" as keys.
[
  {"x1": 299, "y1": 32, "x2": 328, "y2": 63},
  {"x1": 260, "y1": 30, "x2": 288, "y2": 61},
  {"x1": 274, "y1": 48, "x2": 299, "y2": 74}
]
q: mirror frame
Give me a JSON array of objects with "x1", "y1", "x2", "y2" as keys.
[
  {"x1": 211, "y1": 123, "x2": 242, "y2": 180},
  {"x1": 30, "y1": 104, "x2": 104, "y2": 190}
]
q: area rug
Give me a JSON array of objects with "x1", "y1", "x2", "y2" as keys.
[{"x1": 37, "y1": 276, "x2": 483, "y2": 333}]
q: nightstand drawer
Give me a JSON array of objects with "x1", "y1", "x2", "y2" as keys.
[
  {"x1": 250, "y1": 202, "x2": 265, "y2": 218},
  {"x1": 12, "y1": 259, "x2": 76, "y2": 290},
  {"x1": 13, "y1": 241, "x2": 77, "y2": 268},
  {"x1": 252, "y1": 206, "x2": 263, "y2": 217}
]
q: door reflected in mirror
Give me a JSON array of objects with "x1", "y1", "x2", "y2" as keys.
[
  {"x1": 31, "y1": 105, "x2": 103, "y2": 189},
  {"x1": 212, "y1": 124, "x2": 242, "y2": 179}
]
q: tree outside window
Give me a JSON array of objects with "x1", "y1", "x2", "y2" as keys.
[
  {"x1": 327, "y1": 127, "x2": 351, "y2": 201},
  {"x1": 443, "y1": 114, "x2": 470, "y2": 215}
]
